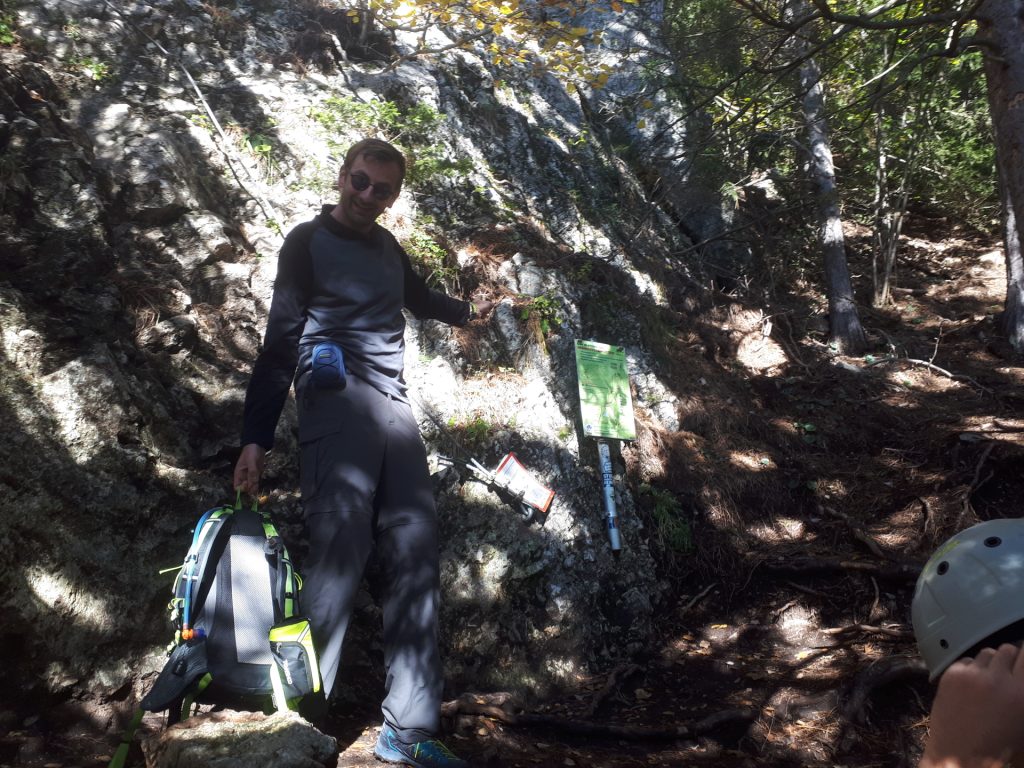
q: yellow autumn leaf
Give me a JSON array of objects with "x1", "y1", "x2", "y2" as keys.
[
  {"x1": 570, "y1": 26, "x2": 589, "y2": 36},
  {"x1": 642, "y1": 99, "x2": 654, "y2": 109}
]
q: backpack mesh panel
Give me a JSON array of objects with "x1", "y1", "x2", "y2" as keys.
[{"x1": 230, "y1": 534, "x2": 275, "y2": 665}]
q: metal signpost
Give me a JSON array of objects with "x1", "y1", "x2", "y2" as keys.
[{"x1": 574, "y1": 340, "x2": 636, "y2": 553}]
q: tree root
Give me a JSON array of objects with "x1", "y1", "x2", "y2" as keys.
[
  {"x1": 761, "y1": 557, "x2": 921, "y2": 582},
  {"x1": 835, "y1": 656, "x2": 928, "y2": 754},
  {"x1": 442, "y1": 692, "x2": 756, "y2": 742}
]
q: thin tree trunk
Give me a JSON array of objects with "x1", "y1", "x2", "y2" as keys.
[
  {"x1": 872, "y1": 103, "x2": 893, "y2": 305},
  {"x1": 977, "y1": 0, "x2": 1024, "y2": 352},
  {"x1": 799, "y1": 55, "x2": 868, "y2": 354},
  {"x1": 1002, "y1": 181, "x2": 1024, "y2": 348}
]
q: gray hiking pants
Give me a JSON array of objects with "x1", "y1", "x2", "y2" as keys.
[{"x1": 298, "y1": 374, "x2": 443, "y2": 743}]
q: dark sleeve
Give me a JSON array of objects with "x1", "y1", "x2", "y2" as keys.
[
  {"x1": 239, "y1": 223, "x2": 315, "y2": 450},
  {"x1": 398, "y1": 239, "x2": 472, "y2": 325}
]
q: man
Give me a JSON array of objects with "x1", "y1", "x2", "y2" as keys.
[
  {"x1": 234, "y1": 138, "x2": 492, "y2": 768},
  {"x1": 912, "y1": 518, "x2": 1024, "y2": 767}
]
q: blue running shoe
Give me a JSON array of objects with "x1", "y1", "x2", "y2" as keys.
[{"x1": 373, "y1": 724, "x2": 469, "y2": 768}]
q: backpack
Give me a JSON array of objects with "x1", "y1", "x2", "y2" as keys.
[{"x1": 140, "y1": 494, "x2": 321, "y2": 723}]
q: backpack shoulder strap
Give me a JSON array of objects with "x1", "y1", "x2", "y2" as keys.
[
  {"x1": 177, "y1": 505, "x2": 234, "y2": 636},
  {"x1": 257, "y1": 507, "x2": 300, "y2": 621}
]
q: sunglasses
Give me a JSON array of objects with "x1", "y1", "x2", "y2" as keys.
[{"x1": 348, "y1": 171, "x2": 395, "y2": 201}]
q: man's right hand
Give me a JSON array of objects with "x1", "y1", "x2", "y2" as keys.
[
  {"x1": 234, "y1": 443, "x2": 267, "y2": 497},
  {"x1": 920, "y1": 643, "x2": 1024, "y2": 768}
]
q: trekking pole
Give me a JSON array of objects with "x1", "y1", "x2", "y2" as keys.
[
  {"x1": 597, "y1": 439, "x2": 621, "y2": 553},
  {"x1": 438, "y1": 454, "x2": 537, "y2": 522}
]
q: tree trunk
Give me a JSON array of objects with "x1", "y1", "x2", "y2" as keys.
[
  {"x1": 799, "y1": 55, "x2": 868, "y2": 354},
  {"x1": 978, "y1": 0, "x2": 1024, "y2": 352},
  {"x1": 872, "y1": 103, "x2": 894, "y2": 306},
  {"x1": 1002, "y1": 182, "x2": 1024, "y2": 349}
]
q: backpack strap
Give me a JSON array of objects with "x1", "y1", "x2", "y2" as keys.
[
  {"x1": 179, "y1": 504, "x2": 234, "y2": 637},
  {"x1": 256, "y1": 502, "x2": 301, "y2": 621},
  {"x1": 177, "y1": 672, "x2": 213, "y2": 723},
  {"x1": 106, "y1": 707, "x2": 144, "y2": 768}
]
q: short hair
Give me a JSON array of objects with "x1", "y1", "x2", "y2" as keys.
[{"x1": 342, "y1": 138, "x2": 406, "y2": 188}]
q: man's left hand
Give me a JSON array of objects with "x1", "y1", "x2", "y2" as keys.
[{"x1": 473, "y1": 299, "x2": 495, "y2": 320}]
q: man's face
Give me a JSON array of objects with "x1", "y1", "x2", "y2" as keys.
[{"x1": 333, "y1": 154, "x2": 402, "y2": 233}]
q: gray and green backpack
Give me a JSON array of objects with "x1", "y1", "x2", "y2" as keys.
[{"x1": 110, "y1": 495, "x2": 321, "y2": 766}]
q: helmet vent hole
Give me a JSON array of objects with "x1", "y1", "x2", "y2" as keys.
[
  {"x1": 940, "y1": 639, "x2": 949, "y2": 649},
  {"x1": 985, "y1": 536, "x2": 1002, "y2": 548},
  {"x1": 937, "y1": 561, "x2": 949, "y2": 575}
]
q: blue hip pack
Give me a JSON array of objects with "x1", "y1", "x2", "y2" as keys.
[{"x1": 310, "y1": 342, "x2": 346, "y2": 389}]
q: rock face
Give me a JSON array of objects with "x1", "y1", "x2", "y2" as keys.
[
  {"x1": 0, "y1": 0, "x2": 711, "y2": 731},
  {"x1": 142, "y1": 711, "x2": 338, "y2": 768}
]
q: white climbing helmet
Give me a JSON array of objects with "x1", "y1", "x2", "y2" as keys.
[{"x1": 912, "y1": 518, "x2": 1024, "y2": 680}]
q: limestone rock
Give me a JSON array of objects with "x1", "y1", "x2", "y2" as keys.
[{"x1": 141, "y1": 711, "x2": 338, "y2": 768}]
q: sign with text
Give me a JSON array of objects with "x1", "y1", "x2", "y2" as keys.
[{"x1": 574, "y1": 339, "x2": 636, "y2": 441}]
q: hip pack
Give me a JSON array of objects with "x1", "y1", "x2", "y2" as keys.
[{"x1": 310, "y1": 341, "x2": 347, "y2": 389}]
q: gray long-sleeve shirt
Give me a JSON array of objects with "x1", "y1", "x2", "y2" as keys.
[{"x1": 240, "y1": 206, "x2": 471, "y2": 450}]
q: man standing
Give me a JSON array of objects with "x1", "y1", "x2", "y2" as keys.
[{"x1": 234, "y1": 138, "x2": 491, "y2": 768}]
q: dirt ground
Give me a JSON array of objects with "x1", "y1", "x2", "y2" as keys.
[{"x1": 17, "y1": 215, "x2": 1024, "y2": 768}]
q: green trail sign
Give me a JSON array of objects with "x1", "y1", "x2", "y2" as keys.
[{"x1": 574, "y1": 339, "x2": 636, "y2": 441}]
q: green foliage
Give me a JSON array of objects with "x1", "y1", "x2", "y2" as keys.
[
  {"x1": 309, "y1": 96, "x2": 470, "y2": 188},
  {"x1": 793, "y1": 421, "x2": 818, "y2": 444},
  {"x1": 907, "y1": 59, "x2": 998, "y2": 228},
  {"x1": 402, "y1": 228, "x2": 457, "y2": 289},
  {"x1": 349, "y1": 0, "x2": 631, "y2": 89},
  {"x1": 72, "y1": 56, "x2": 110, "y2": 81},
  {"x1": 447, "y1": 414, "x2": 492, "y2": 453},
  {"x1": 640, "y1": 483, "x2": 693, "y2": 554},
  {"x1": 242, "y1": 132, "x2": 279, "y2": 183},
  {"x1": 0, "y1": 1, "x2": 16, "y2": 45},
  {"x1": 188, "y1": 112, "x2": 214, "y2": 132},
  {"x1": 520, "y1": 294, "x2": 562, "y2": 337}
]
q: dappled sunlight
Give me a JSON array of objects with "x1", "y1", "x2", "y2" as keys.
[
  {"x1": 728, "y1": 450, "x2": 774, "y2": 472},
  {"x1": 445, "y1": 546, "x2": 508, "y2": 607},
  {"x1": 748, "y1": 517, "x2": 812, "y2": 543},
  {"x1": 26, "y1": 565, "x2": 111, "y2": 632},
  {"x1": 37, "y1": 357, "x2": 129, "y2": 465},
  {"x1": 736, "y1": 332, "x2": 789, "y2": 372}
]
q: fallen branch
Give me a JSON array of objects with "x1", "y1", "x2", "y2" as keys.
[
  {"x1": 583, "y1": 663, "x2": 641, "y2": 717},
  {"x1": 864, "y1": 355, "x2": 990, "y2": 393},
  {"x1": 960, "y1": 441, "x2": 996, "y2": 522},
  {"x1": 761, "y1": 557, "x2": 921, "y2": 582},
  {"x1": 442, "y1": 693, "x2": 756, "y2": 741},
  {"x1": 785, "y1": 580, "x2": 832, "y2": 599},
  {"x1": 822, "y1": 623, "x2": 913, "y2": 638},
  {"x1": 820, "y1": 506, "x2": 887, "y2": 559},
  {"x1": 680, "y1": 582, "x2": 717, "y2": 616}
]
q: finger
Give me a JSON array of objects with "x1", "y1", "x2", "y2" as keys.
[
  {"x1": 1010, "y1": 643, "x2": 1024, "y2": 678},
  {"x1": 991, "y1": 643, "x2": 1019, "y2": 673},
  {"x1": 974, "y1": 646, "x2": 998, "y2": 668}
]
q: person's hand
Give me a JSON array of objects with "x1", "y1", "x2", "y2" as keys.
[
  {"x1": 233, "y1": 443, "x2": 267, "y2": 497},
  {"x1": 472, "y1": 299, "x2": 495, "y2": 320},
  {"x1": 920, "y1": 643, "x2": 1024, "y2": 768}
]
